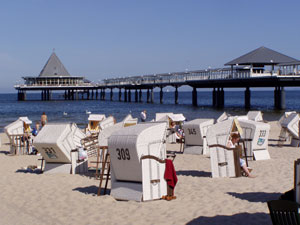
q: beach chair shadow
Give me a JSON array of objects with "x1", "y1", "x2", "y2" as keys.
[
  {"x1": 15, "y1": 168, "x2": 42, "y2": 174},
  {"x1": 227, "y1": 192, "x2": 282, "y2": 203},
  {"x1": 176, "y1": 170, "x2": 211, "y2": 177},
  {"x1": 0, "y1": 150, "x2": 10, "y2": 155},
  {"x1": 186, "y1": 212, "x2": 270, "y2": 225},
  {"x1": 73, "y1": 185, "x2": 111, "y2": 196},
  {"x1": 267, "y1": 200, "x2": 300, "y2": 225}
]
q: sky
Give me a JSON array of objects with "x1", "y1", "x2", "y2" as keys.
[{"x1": 1, "y1": 0, "x2": 300, "y2": 93}]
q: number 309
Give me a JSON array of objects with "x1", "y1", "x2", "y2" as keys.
[{"x1": 116, "y1": 148, "x2": 130, "y2": 160}]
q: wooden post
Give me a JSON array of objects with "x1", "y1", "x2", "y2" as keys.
[
  {"x1": 147, "y1": 89, "x2": 150, "y2": 103},
  {"x1": 110, "y1": 88, "x2": 113, "y2": 101}
]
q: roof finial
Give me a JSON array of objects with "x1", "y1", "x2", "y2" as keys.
[{"x1": 53, "y1": 48, "x2": 55, "y2": 52}]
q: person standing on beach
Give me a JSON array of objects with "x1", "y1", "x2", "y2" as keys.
[
  {"x1": 140, "y1": 110, "x2": 147, "y2": 122},
  {"x1": 41, "y1": 112, "x2": 48, "y2": 127}
]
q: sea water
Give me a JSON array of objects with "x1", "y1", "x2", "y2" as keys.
[{"x1": 1, "y1": 90, "x2": 300, "y2": 132}]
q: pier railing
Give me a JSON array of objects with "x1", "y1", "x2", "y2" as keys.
[{"x1": 99, "y1": 68, "x2": 252, "y2": 87}]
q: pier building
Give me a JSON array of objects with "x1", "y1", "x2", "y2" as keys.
[
  {"x1": 15, "y1": 52, "x2": 95, "y2": 101},
  {"x1": 15, "y1": 47, "x2": 300, "y2": 109}
]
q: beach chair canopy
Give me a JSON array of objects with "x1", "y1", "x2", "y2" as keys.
[
  {"x1": 109, "y1": 122, "x2": 167, "y2": 182},
  {"x1": 280, "y1": 113, "x2": 299, "y2": 138},
  {"x1": 99, "y1": 116, "x2": 115, "y2": 130},
  {"x1": 183, "y1": 118, "x2": 214, "y2": 146},
  {"x1": 247, "y1": 111, "x2": 263, "y2": 122},
  {"x1": 33, "y1": 123, "x2": 86, "y2": 163},
  {"x1": 168, "y1": 114, "x2": 186, "y2": 122},
  {"x1": 155, "y1": 113, "x2": 173, "y2": 122},
  {"x1": 4, "y1": 117, "x2": 32, "y2": 136},
  {"x1": 122, "y1": 114, "x2": 138, "y2": 127},
  {"x1": 88, "y1": 114, "x2": 105, "y2": 121},
  {"x1": 216, "y1": 112, "x2": 229, "y2": 123},
  {"x1": 19, "y1": 117, "x2": 32, "y2": 125}
]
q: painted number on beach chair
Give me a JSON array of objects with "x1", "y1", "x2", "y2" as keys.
[
  {"x1": 116, "y1": 148, "x2": 130, "y2": 160},
  {"x1": 259, "y1": 130, "x2": 266, "y2": 137},
  {"x1": 43, "y1": 147, "x2": 58, "y2": 159},
  {"x1": 188, "y1": 128, "x2": 197, "y2": 135}
]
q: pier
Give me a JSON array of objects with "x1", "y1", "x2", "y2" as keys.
[{"x1": 15, "y1": 47, "x2": 300, "y2": 110}]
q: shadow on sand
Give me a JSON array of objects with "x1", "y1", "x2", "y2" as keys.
[
  {"x1": 227, "y1": 191, "x2": 281, "y2": 203},
  {"x1": 176, "y1": 170, "x2": 211, "y2": 177},
  {"x1": 15, "y1": 168, "x2": 43, "y2": 174},
  {"x1": 73, "y1": 185, "x2": 111, "y2": 196},
  {"x1": 186, "y1": 212, "x2": 271, "y2": 225}
]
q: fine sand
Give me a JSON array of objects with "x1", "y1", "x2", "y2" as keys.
[{"x1": 0, "y1": 121, "x2": 299, "y2": 225}]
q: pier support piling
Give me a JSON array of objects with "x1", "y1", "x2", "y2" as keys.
[
  {"x1": 175, "y1": 86, "x2": 178, "y2": 104},
  {"x1": 103, "y1": 89, "x2": 106, "y2": 100},
  {"x1": 139, "y1": 89, "x2": 142, "y2": 102},
  {"x1": 212, "y1": 88, "x2": 217, "y2": 106},
  {"x1": 128, "y1": 90, "x2": 131, "y2": 102},
  {"x1": 119, "y1": 89, "x2": 122, "y2": 101},
  {"x1": 110, "y1": 88, "x2": 113, "y2": 101},
  {"x1": 147, "y1": 89, "x2": 150, "y2": 103},
  {"x1": 192, "y1": 87, "x2": 197, "y2": 106},
  {"x1": 245, "y1": 87, "x2": 251, "y2": 109},
  {"x1": 150, "y1": 88, "x2": 154, "y2": 103},
  {"x1": 124, "y1": 89, "x2": 128, "y2": 102},
  {"x1": 160, "y1": 87, "x2": 163, "y2": 104},
  {"x1": 135, "y1": 89, "x2": 138, "y2": 102}
]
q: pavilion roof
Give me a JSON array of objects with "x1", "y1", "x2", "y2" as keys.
[
  {"x1": 39, "y1": 52, "x2": 70, "y2": 77},
  {"x1": 225, "y1": 46, "x2": 297, "y2": 66}
]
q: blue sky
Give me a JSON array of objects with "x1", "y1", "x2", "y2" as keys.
[{"x1": 1, "y1": 0, "x2": 300, "y2": 92}]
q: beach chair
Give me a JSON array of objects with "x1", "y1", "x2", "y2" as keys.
[
  {"x1": 183, "y1": 118, "x2": 214, "y2": 155},
  {"x1": 247, "y1": 111, "x2": 264, "y2": 122},
  {"x1": 33, "y1": 123, "x2": 87, "y2": 174},
  {"x1": 87, "y1": 114, "x2": 105, "y2": 135},
  {"x1": 267, "y1": 200, "x2": 300, "y2": 225},
  {"x1": 4, "y1": 117, "x2": 33, "y2": 155},
  {"x1": 238, "y1": 119, "x2": 270, "y2": 161},
  {"x1": 278, "y1": 113, "x2": 300, "y2": 147},
  {"x1": 109, "y1": 122, "x2": 168, "y2": 201},
  {"x1": 156, "y1": 113, "x2": 185, "y2": 143},
  {"x1": 206, "y1": 119, "x2": 244, "y2": 178}
]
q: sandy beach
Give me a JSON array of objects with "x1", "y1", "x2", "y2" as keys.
[{"x1": 0, "y1": 120, "x2": 298, "y2": 225}]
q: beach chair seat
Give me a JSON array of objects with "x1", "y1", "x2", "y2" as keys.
[{"x1": 267, "y1": 200, "x2": 300, "y2": 225}]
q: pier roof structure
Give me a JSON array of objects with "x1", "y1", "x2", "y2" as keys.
[
  {"x1": 225, "y1": 46, "x2": 297, "y2": 66},
  {"x1": 39, "y1": 52, "x2": 70, "y2": 77}
]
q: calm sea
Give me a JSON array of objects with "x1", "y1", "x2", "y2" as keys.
[{"x1": 1, "y1": 90, "x2": 299, "y2": 132}]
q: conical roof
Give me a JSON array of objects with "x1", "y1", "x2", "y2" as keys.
[
  {"x1": 39, "y1": 52, "x2": 70, "y2": 77},
  {"x1": 225, "y1": 46, "x2": 297, "y2": 66}
]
